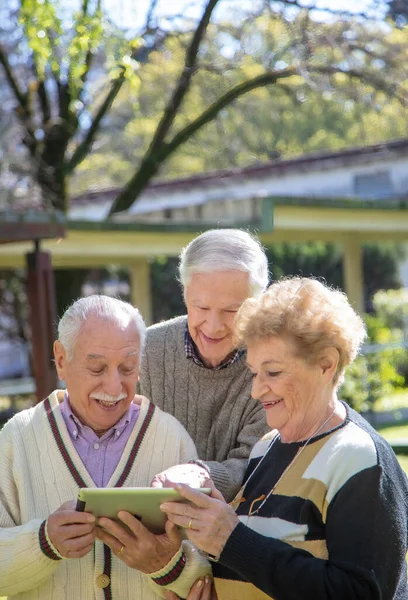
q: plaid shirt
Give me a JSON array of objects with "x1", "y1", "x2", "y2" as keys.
[{"x1": 184, "y1": 325, "x2": 244, "y2": 370}]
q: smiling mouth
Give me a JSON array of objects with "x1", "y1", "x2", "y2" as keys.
[
  {"x1": 200, "y1": 331, "x2": 226, "y2": 344},
  {"x1": 262, "y1": 399, "x2": 283, "y2": 408},
  {"x1": 95, "y1": 399, "x2": 121, "y2": 408}
]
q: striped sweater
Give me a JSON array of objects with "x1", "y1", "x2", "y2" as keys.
[
  {"x1": 0, "y1": 391, "x2": 211, "y2": 600},
  {"x1": 214, "y1": 404, "x2": 408, "y2": 600}
]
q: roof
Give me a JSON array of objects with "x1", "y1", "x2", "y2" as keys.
[
  {"x1": 70, "y1": 137, "x2": 408, "y2": 209},
  {"x1": 0, "y1": 210, "x2": 66, "y2": 244}
]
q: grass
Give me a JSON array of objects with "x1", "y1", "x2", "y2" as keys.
[
  {"x1": 374, "y1": 389, "x2": 408, "y2": 412},
  {"x1": 377, "y1": 422, "x2": 408, "y2": 440}
]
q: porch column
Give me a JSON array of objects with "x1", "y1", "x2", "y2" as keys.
[
  {"x1": 342, "y1": 237, "x2": 364, "y2": 314},
  {"x1": 129, "y1": 259, "x2": 152, "y2": 325},
  {"x1": 26, "y1": 243, "x2": 58, "y2": 402}
]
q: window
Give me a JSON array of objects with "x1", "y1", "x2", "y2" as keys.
[{"x1": 354, "y1": 170, "x2": 393, "y2": 198}]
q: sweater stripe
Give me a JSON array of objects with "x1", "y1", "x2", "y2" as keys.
[
  {"x1": 38, "y1": 520, "x2": 62, "y2": 561},
  {"x1": 114, "y1": 402, "x2": 156, "y2": 487},
  {"x1": 103, "y1": 544, "x2": 112, "y2": 600},
  {"x1": 151, "y1": 552, "x2": 187, "y2": 586},
  {"x1": 44, "y1": 396, "x2": 87, "y2": 488}
]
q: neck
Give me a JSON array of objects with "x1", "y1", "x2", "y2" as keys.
[{"x1": 280, "y1": 397, "x2": 344, "y2": 443}]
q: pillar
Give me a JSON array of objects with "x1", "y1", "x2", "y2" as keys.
[
  {"x1": 129, "y1": 259, "x2": 152, "y2": 325},
  {"x1": 26, "y1": 244, "x2": 58, "y2": 403},
  {"x1": 343, "y1": 237, "x2": 364, "y2": 314}
]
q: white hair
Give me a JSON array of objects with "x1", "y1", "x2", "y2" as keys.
[
  {"x1": 57, "y1": 295, "x2": 146, "y2": 361},
  {"x1": 178, "y1": 229, "x2": 269, "y2": 298}
]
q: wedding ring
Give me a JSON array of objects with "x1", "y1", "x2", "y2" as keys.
[
  {"x1": 187, "y1": 518, "x2": 193, "y2": 530},
  {"x1": 117, "y1": 545, "x2": 125, "y2": 555}
]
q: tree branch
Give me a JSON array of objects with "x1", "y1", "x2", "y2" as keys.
[
  {"x1": 108, "y1": 58, "x2": 408, "y2": 216},
  {"x1": 108, "y1": 66, "x2": 297, "y2": 215},
  {"x1": 66, "y1": 69, "x2": 126, "y2": 173},
  {"x1": 147, "y1": 0, "x2": 220, "y2": 151},
  {"x1": 270, "y1": 0, "x2": 382, "y2": 20},
  {"x1": 0, "y1": 43, "x2": 29, "y2": 115},
  {"x1": 79, "y1": 0, "x2": 102, "y2": 89}
]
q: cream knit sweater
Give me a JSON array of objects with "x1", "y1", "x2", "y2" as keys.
[{"x1": 0, "y1": 391, "x2": 211, "y2": 600}]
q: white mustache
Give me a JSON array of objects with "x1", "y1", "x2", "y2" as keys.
[{"x1": 90, "y1": 391, "x2": 127, "y2": 402}]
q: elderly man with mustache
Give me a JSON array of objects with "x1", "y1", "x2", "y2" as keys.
[{"x1": 0, "y1": 295, "x2": 210, "y2": 600}]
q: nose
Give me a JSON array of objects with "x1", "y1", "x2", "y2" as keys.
[
  {"x1": 103, "y1": 368, "x2": 123, "y2": 397},
  {"x1": 251, "y1": 373, "x2": 268, "y2": 400},
  {"x1": 206, "y1": 310, "x2": 224, "y2": 334}
]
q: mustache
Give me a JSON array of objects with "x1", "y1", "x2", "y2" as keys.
[{"x1": 90, "y1": 391, "x2": 127, "y2": 402}]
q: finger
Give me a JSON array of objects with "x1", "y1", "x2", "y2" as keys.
[
  {"x1": 95, "y1": 526, "x2": 124, "y2": 554},
  {"x1": 175, "y1": 484, "x2": 214, "y2": 508},
  {"x1": 164, "y1": 518, "x2": 182, "y2": 546},
  {"x1": 52, "y1": 510, "x2": 95, "y2": 527},
  {"x1": 96, "y1": 518, "x2": 130, "y2": 546},
  {"x1": 64, "y1": 531, "x2": 96, "y2": 552},
  {"x1": 186, "y1": 577, "x2": 212, "y2": 600},
  {"x1": 163, "y1": 592, "x2": 179, "y2": 600},
  {"x1": 209, "y1": 482, "x2": 225, "y2": 502},
  {"x1": 59, "y1": 522, "x2": 96, "y2": 539},
  {"x1": 65, "y1": 541, "x2": 95, "y2": 559},
  {"x1": 117, "y1": 511, "x2": 152, "y2": 538},
  {"x1": 150, "y1": 478, "x2": 164, "y2": 488}
]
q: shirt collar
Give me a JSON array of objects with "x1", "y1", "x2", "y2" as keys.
[{"x1": 184, "y1": 324, "x2": 244, "y2": 370}]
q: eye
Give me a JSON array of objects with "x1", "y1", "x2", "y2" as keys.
[
  {"x1": 121, "y1": 367, "x2": 136, "y2": 375},
  {"x1": 90, "y1": 368, "x2": 104, "y2": 375},
  {"x1": 267, "y1": 371, "x2": 281, "y2": 378},
  {"x1": 225, "y1": 309, "x2": 238, "y2": 314}
]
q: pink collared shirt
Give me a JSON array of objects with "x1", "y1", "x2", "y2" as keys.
[{"x1": 60, "y1": 394, "x2": 140, "y2": 487}]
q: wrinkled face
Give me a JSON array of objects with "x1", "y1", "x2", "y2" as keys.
[
  {"x1": 185, "y1": 270, "x2": 250, "y2": 368},
  {"x1": 54, "y1": 317, "x2": 140, "y2": 434},
  {"x1": 247, "y1": 336, "x2": 325, "y2": 442}
]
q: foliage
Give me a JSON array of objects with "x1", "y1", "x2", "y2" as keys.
[
  {"x1": 73, "y1": 14, "x2": 408, "y2": 194},
  {"x1": 340, "y1": 314, "x2": 406, "y2": 412},
  {"x1": 372, "y1": 287, "x2": 408, "y2": 329},
  {"x1": 1, "y1": 1, "x2": 408, "y2": 213}
]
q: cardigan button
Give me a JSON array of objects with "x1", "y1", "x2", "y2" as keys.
[{"x1": 96, "y1": 574, "x2": 110, "y2": 588}]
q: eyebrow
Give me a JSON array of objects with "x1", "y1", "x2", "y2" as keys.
[
  {"x1": 246, "y1": 359, "x2": 282, "y2": 369},
  {"x1": 86, "y1": 351, "x2": 139, "y2": 360}
]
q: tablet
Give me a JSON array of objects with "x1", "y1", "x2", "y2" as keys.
[{"x1": 76, "y1": 487, "x2": 211, "y2": 534}]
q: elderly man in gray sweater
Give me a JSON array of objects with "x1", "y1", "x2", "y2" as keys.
[{"x1": 139, "y1": 229, "x2": 270, "y2": 502}]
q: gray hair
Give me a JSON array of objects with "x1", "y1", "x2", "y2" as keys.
[
  {"x1": 57, "y1": 295, "x2": 146, "y2": 361},
  {"x1": 178, "y1": 229, "x2": 269, "y2": 298}
]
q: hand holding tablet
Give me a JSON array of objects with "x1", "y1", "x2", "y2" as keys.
[{"x1": 76, "y1": 487, "x2": 211, "y2": 534}]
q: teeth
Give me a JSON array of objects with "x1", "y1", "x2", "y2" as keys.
[{"x1": 97, "y1": 400, "x2": 119, "y2": 407}]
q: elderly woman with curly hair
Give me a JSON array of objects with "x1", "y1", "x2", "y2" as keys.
[{"x1": 162, "y1": 276, "x2": 408, "y2": 600}]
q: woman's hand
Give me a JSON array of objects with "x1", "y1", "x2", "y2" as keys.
[
  {"x1": 95, "y1": 511, "x2": 182, "y2": 573},
  {"x1": 47, "y1": 500, "x2": 96, "y2": 558},
  {"x1": 164, "y1": 575, "x2": 216, "y2": 600},
  {"x1": 161, "y1": 483, "x2": 239, "y2": 558}
]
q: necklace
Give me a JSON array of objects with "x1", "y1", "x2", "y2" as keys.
[{"x1": 230, "y1": 407, "x2": 337, "y2": 519}]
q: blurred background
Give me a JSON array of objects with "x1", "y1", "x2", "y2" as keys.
[{"x1": 0, "y1": 0, "x2": 408, "y2": 472}]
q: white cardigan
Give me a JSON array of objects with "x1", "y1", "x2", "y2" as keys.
[{"x1": 0, "y1": 391, "x2": 211, "y2": 600}]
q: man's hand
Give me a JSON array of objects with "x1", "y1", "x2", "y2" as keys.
[
  {"x1": 164, "y1": 575, "x2": 216, "y2": 600},
  {"x1": 151, "y1": 463, "x2": 212, "y2": 489},
  {"x1": 46, "y1": 500, "x2": 96, "y2": 558},
  {"x1": 96, "y1": 511, "x2": 182, "y2": 573}
]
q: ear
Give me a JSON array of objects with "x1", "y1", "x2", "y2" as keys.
[
  {"x1": 318, "y1": 347, "x2": 339, "y2": 383},
  {"x1": 53, "y1": 340, "x2": 67, "y2": 380}
]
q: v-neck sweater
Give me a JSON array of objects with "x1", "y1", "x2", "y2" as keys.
[{"x1": 0, "y1": 391, "x2": 210, "y2": 600}]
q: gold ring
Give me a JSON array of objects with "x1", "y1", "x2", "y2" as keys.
[
  {"x1": 187, "y1": 518, "x2": 193, "y2": 530},
  {"x1": 117, "y1": 545, "x2": 125, "y2": 555}
]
